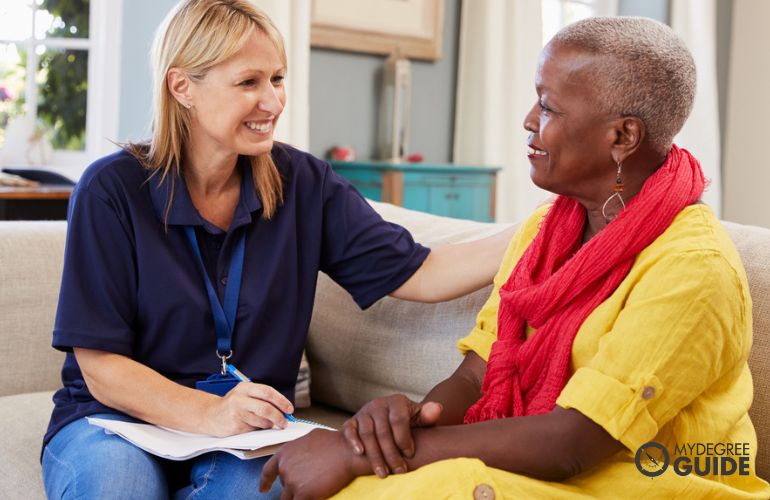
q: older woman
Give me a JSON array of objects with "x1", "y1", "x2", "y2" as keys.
[
  {"x1": 260, "y1": 17, "x2": 770, "y2": 499},
  {"x1": 40, "y1": 1, "x2": 515, "y2": 498}
]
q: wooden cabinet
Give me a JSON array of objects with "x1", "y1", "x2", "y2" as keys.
[
  {"x1": 0, "y1": 186, "x2": 71, "y2": 220},
  {"x1": 329, "y1": 161, "x2": 500, "y2": 222}
]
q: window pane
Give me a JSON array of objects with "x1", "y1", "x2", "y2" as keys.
[
  {"x1": 0, "y1": 43, "x2": 27, "y2": 151},
  {"x1": 562, "y1": 3, "x2": 594, "y2": 25},
  {"x1": 37, "y1": 46, "x2": 87, "y2": 150},
  {"x1": 542, "y1": 0, "x2": 602, "y2": 44},
  {"x1": 0, "y1": 1, "x2": 33, "y2": 41},
  {"x1": 36, "y1": 0, "x2": 89, "y2": 39}
]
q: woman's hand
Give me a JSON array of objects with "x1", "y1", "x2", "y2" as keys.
[
  {"x1": 260, "y1": 429, "x2": 364, "y2": 499},
  {"x1": 342, "y1": 394, "x2": 442, "y2": 478},
  {"x1": 74, "y1": 348, "x2": 294, "y2": 436},
  {"x1": 202, "y1": 382, "x2": 295, "y2": 437}
]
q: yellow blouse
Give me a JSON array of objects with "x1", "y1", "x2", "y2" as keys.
[{"x1": 337, "y1": 204, "x2": 770, "y2": 499}]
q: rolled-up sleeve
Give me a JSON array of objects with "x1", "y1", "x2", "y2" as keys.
[{"x1": 556, "y1": 250, "x2": 747, "y2": 452}]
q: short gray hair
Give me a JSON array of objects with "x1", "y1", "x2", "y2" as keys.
[{"x1": 551, "y1": 17, "x2": 696, "y2": 154}]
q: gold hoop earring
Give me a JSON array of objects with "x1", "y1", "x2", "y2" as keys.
[{"x1": 601, "y1": 162, "x2": 626, "y2": 222}]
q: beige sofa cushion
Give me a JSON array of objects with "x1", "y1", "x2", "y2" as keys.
[
  {"x1": 0, "y1": 391, "x2": 55, "y2": 499},
  {"x1": 308, "y1": 202, "x2": 511, "y2": 410},
  {"x1": 0, "y1": 222, "x2": 66, "y2": 396},
  {"x1": 723, "y1": 221, "x2": 770, "y2": 479}
]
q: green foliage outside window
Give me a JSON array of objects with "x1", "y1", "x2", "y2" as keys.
[{"x1": 36, "y1": 0, "x2": 90, "y2": 150}]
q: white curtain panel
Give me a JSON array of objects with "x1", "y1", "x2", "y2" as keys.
[
  {"x1": 671, "y1": 0, "x2": 722, "y2": 216},
  {"x1": 452, "y1": 0, "x2": 548, "y2": 223},
  {"x1": 722, "y1": 0, "x2": 770, "y2": 228},
  {"x1": 249, "y1": 0, "x2": 311, "y2": 150}
]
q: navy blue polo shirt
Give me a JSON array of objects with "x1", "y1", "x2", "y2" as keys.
[{"x1": 45, "y1": 145, "x2": 429, "y2": 445}]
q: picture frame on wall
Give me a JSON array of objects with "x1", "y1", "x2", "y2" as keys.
[{"x1": 310, "y1": 0, "x2": 445, "y2": 61}]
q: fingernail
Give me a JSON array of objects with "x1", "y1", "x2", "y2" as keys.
[
  {"x1": 394, "y1": 466, "x2": 406, "y2": 474},
  {"x1": 353, "y1": 445, "x2": 363, "y2": 455},
  {"x1": 375, "y1": 467, "x2": 388, "y2": 478}
]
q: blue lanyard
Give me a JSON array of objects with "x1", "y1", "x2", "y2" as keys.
[{"x1": 184, "y1": 226, "x2": 246, "y2": 370}]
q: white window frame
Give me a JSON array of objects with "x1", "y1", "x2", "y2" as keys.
[{"x1": 0, "y1": 0, "x2": 123, "y2": 177}]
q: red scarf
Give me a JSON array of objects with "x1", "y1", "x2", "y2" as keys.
[{"x1": 464, "y1": 145, "x2": 705, "y2": 423}]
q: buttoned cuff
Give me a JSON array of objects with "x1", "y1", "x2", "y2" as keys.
[{"x1": 556, "y1": 367, "x2": 663, "y2": 452}]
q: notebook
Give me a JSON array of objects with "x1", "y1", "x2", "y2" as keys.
[{"x1": 87, "y1": 417, "x2": 334, "y2": 461}]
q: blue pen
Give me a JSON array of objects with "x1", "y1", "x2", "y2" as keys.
[{"x1": 226, "y1": 363, "x2": 296, "y2": 422}]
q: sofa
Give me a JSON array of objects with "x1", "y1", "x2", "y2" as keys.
[{"x1": 1, "y1": 201, "x2": 768, "y2": 499}]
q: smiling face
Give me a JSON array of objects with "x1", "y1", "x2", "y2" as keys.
[
  {"x1": 186, "y1": 27, "x2": 286, "y2": 159},
  {"x1": 523, "y1": 42, "x2": 620, "y2": 204}
]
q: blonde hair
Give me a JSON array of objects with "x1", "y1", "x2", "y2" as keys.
[
  {"x1": 127, "y1": 0, "x2": 286, "y2": 220},
  {"x1": 551, "y1": 17, "x2": 696, "y2": 155}
]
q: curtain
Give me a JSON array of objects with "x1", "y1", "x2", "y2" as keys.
[
  {"x1": 452, "y1": 0, "x2": 547, "y2": 223},
  {"x1": 250, "y1": 0, "x2": 310, "y2": 150},
  {"x1": 670, "y1": 0, "x2": 722, "y2": 216},
  {"x1": 722, "y1": 0, "x2": 770, "y2": 228}
]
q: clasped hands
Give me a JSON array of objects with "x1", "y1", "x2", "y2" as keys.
[{"x1": 259, "y1": 394, "x2": 443, "y2": 499}]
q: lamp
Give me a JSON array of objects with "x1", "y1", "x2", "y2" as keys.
[{"x1": 378, "y1": 50, "x2": 411, "y2": 162}]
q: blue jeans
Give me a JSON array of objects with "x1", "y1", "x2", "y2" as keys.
[{"x1": 42, "y1": 414, "x2": 283, "y2": 499}]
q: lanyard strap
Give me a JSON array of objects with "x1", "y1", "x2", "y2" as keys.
[{"x1": 184, "y1": 226, "x2": 246, "y2": 360}]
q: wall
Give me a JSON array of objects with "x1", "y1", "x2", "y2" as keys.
[
  {"x1": 618, "y1": 0, "x2": 669, "y2": 22},
  {"x1": 308, "y1": 0, "x2": 461, "y2": 163},
  {"x1": 117, "y1": 0, "x2": 178, "y2": 143}
]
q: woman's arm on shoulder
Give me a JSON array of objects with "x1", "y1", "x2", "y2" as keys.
[{"x1": 390, "y1": 224, "x2": 518, "y2": 303}]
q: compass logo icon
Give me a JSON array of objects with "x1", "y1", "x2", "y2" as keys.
[{"x1": 635, "y1": 441, "x2": 670, "y2": 477}]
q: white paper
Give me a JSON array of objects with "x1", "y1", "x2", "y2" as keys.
[{"x1": 87, "y1": 417, "x2": 329, "y2": 461}]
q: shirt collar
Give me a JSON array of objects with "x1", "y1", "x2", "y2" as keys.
[{"x1": 148, "y1": 156, "x2": 263, "y2": 229}]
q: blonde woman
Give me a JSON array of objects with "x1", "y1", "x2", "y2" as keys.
[{"x1": 40, "y1": 1, "x2": 514, "y2": 498}]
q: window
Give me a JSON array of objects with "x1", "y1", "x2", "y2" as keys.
[
  {"x1": 542, "y1": 0, "x2": 618, "y2": 44},
  {"x1": 0, "y1": 0, "x2": 121, "y2": 173}
]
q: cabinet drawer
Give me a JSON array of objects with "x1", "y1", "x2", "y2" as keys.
[
  {"x1": 333, "y1": 168, "x2": 384, "y2": 201},
  {"x1": 403, "y1": 185, "x2": 493, "y2": 222},
  {"x1": 403, "y1": 171, "x2": 493, "y2": 187}
]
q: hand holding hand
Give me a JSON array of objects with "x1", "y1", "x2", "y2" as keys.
[
  {"x1": 342, "y1": 394, "x2": 442, "y2": 478},
  {"x1": 202, "y1": 382, "x2": 294, "y2": 437}
]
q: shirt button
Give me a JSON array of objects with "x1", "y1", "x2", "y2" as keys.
[
  {"x1": 473, "y1": 484, "x2": 495, "y2": 500},
  {"x1": 642, "y1": 386, "x2": 655, "y2": 399},
  {"x1": 220, "y1": 276, "x2": 228, "y2": 286}
]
